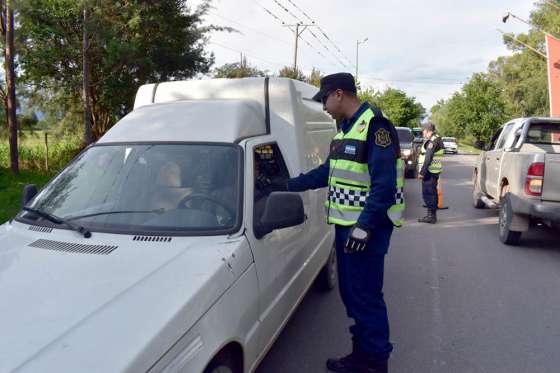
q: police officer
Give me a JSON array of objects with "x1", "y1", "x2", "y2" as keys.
[
  {"x1": 417, "y1": 122, "x2": 444, "y2": 224},
  {"x1": 277, "y1": 73, "x2": 404, "y2": 373}
]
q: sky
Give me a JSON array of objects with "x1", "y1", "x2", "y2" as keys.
[{"x1": 191, "y1": 0, "x2": 536, "y2": 112}]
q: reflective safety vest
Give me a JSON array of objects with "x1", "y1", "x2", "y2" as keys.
[
  {"x1": 325, "y1": 108, "x2": 405, "y2": 227},
  {"x1": 418, "y1": 135, "x2": 444, "y2": 174}
]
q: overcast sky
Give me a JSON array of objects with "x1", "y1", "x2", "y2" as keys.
[{"x1": 192, "y1": 0, "x2": 535, "y2": 111}]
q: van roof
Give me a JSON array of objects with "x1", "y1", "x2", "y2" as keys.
[{"x1": 98, "y1": 100, "x2": 265, "y2": 144}]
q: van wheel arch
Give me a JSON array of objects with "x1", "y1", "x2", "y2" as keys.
[{"x1": 203, "y1": 342, "x2": 244, "y2": 373}]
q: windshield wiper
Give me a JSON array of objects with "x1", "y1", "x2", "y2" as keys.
[
  {"x1": 23, "y1": 207, "x2": 92, "y2": 239},
  {"x1": 64, "y1": 208, "x2": 166, "y2": 222}
]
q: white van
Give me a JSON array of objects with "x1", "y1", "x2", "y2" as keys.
[{"x1": 0, "y1": 78, "x2": 337, "y2": 373}]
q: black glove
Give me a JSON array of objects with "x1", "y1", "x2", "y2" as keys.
[{"x1": 344, "y1": 224, "x2": 372, "y2": 253}]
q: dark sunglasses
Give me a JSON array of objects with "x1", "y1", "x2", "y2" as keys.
[{"x1": 321, "y1": 91, "x2": 333, "y2": 104}]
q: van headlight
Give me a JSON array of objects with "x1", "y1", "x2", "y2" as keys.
[{"x1": 401, "y1": 149, "x2": 411, "y2": 157}]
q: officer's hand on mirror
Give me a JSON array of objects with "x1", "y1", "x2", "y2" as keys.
[{"x1": 344, "y1": 224, "x2": 371, "y2": 253}]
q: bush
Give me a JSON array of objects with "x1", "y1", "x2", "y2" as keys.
[{"x1": 0, "y1": 141, "x2": 83, "y2": 173}]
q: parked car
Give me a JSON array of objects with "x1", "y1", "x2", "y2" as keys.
[
  {"x1": 472, "y1": 117, "x2": 560, "y2": 245},
  {"x1": 0, "y1": 78, "x2": 339, "y2": 373},
  {"x1": 396, "y1": 127, "x2": 419, "y2": 178},
  {"x1": 442, "y1": 137, "x2": 458, "y2": 154}
]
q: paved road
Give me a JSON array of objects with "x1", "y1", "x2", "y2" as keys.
[{"x1": 256, "y1": 154, "x2": 560, "y2": 373}]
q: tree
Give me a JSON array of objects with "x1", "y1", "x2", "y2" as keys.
[
  {"x1": 360, "y1": 87, "x2": 425, "y2": 128},
  {"x1": 1, "y1": 0, "x2": 18, "y2": 174},
  {"x1": 278, "y1": 66, "x2": 306, "y2": 81},
  {"x1": 17, "y1": 0, "x2": 219, "y2": 141},
  {"x1": 213, "y1": 56, "x2": 267, "y2": 78},
  {"x1": 306, "y1": 68, "x2": 322, "y2": 87}
]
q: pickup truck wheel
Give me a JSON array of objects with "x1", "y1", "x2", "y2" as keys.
[
  {"x1": 317, "y1": 244, "x2": 337, "y2": 291},
  {"x1": 472, "y1": 172, "x2": 485, "y2": 209},
  {"x1": 499, "y1": 194, "x2": 522, "y2": 245}
]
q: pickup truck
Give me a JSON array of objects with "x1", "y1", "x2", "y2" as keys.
[
  {"x1": 472, "y1": 117, "x2": 560, "y2": 245},
  {"x1": 0, "y1": 78, "x2": 338, "y2": 373}
]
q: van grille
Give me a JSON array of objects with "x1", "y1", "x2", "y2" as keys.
[
  {"x1": 28, "y1": 226, "x2": 53, "y2": 233},
  {"x1": 133, "y1": 235, "x2": 172, "y2": 242},
  {"x1": 28, "y1": 239, "x2": 117, "y2": 255}
]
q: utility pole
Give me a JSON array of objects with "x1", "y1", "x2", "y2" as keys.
[
  {"x1": 283, "y1": 22, "x2": 315, "y2": 71},
  {"x1": 1, "y1": 0, "x2": 19, "y2": 174},
  {"x1": 355, "y1": 37, "x2": 368, "y2": 82},
  {"x1": 83, "y1": 3, "x2": 93, "y2": 145}
]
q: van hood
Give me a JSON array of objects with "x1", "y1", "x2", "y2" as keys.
[{"x1": 0, "y1": 221, "x2": 252, "y2": 372}]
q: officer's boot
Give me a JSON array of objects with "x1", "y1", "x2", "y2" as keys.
[
  {"x1": 326, "y1": 354, "x2": 388, "y2": 373},
  {"x1": 326, "y1": 353, "x2": 363, "y2": 373},
  {"x1": 418, "y1": 208, "x2": 437, "y2": 224}
]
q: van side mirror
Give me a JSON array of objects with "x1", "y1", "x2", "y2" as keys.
[
  {"x1": 22, "y1": 184, "x2": 38, "y2": 207},
  {"x1": 259, "y1": 192, "x2": 305, "y2": 236},
  {"x1": 473, "y1": 140, "x2": 486, "y2": 150}
]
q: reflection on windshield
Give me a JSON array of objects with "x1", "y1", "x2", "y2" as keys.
[{"x1": 19, "y1": 144, "x2": 241, "y2": 234}]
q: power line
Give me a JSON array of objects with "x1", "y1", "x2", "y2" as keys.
[
  {"x1": 209, "y1": 41, "x2": 287, "y2": 67},
  {"x1": 257, "y1": 2, "x2": 343, "y2": 69},
  {"x1": 207, "y1": 10, "x2": 292, "y2": 46},
  {"x1": 266, "y1": 0, "x2": 349, "y2": 68},
  {"x1": 271, "y1": 0, "x2": 300, "y2": 22},
  {"x1": 281, "y1": 0, "x2": 355, "y2": 67}
]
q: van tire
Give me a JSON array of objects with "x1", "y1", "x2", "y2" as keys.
[
  {"x1": 499, "y1": 194, "x2": 522, "y2": 245},
  {"x1": 317, "y1": 244, "x2": 337, "y2": 291}
]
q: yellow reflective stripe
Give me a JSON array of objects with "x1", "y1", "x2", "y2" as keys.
[
  {"x1": 330, "y1": 159, "x2": 369, "y2": 174},
  {"x1": 325, "y1": 207, "x2": 361, "y2": 226}
]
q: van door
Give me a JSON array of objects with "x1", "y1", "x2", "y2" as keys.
[{"x1": 244, "y1": 141, "x2": 309, "y2": 350}]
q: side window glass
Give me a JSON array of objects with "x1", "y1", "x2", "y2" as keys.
[
  {"x1": 495, "y1": 124, "x2": 514, "y2": 150},
  {"x1": 253, "y1": 143, "x2": 290, "y2": 238}
]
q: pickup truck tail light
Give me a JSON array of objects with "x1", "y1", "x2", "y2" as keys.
[{"x1": 525, "y1": 162, "x2": 545, "y2": 196}]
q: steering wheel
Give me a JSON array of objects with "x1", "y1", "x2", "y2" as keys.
[{"x1": 178, "y1": 193, "x2": 235, "y2": 222}]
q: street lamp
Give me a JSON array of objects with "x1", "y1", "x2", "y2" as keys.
[
  {"x1": 502, "y1": 11, "x2": 557, "y2": 38},
  {"x1": 356, "y1": 37, "x2": 368, "y2": 82}
]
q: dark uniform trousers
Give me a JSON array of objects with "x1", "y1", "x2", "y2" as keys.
[
  {"x1": 422, "y1": 171, "x2": 439, "y2": 210},
  {"x1": 335, "y1": 223, "x2": 394, "y2": 361}
]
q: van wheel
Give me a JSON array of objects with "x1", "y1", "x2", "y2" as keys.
[
  {"x1": 317, "y1": 244, "x2": 337, "y2": 291},
  {"x1": 472, "y1": 171, "x2": 485, "y2": 209},
  {"x1": 204, "y1": 350, "x2": 238, "y2": 373},
  {"x1": 499, "y1": 194, "x2": 522, "y2": 245}
]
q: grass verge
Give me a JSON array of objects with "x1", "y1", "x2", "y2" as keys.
[{"x1": 0, "y1": 168, "x2": 52, "y2": 223}]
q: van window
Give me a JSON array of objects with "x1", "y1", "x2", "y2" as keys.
[
  {"x1": 526, "y1": 122, "x2": 560, "y2": 145},
  {"x1": 18, "y1": 144, "x2": 242, "y2": 235},
  {"x1": 253, "y1": 143, "x2": 290, "y2": 238}
]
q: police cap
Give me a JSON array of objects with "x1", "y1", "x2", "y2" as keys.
[{"x1": 312, "y1": 72, "x2": 357, "y2": 102}]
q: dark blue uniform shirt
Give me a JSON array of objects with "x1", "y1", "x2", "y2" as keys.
[{"x1": 287, "y1": 102, "x2": 397, "y2": 230}]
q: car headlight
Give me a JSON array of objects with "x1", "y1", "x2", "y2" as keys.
[{"x1": 401, "y1": 149, "x2": 411, "y2": 157}]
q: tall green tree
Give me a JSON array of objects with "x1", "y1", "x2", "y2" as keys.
[
  {"x1": 213, "y1": 56, "x2": 267, "y2": 78},
  {"x1": 17, "y1": 0, "x2": 218, "y2": 141},
  {"x1": 278, "y1": 66, "x2": 306, "y2": 81},
  {"x1": 360, "y1": 87, "x2": 425, "y2": 128}
]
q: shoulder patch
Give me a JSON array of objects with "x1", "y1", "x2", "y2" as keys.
[
  {"x1": 427, "y1": 142, "x2": 434, "y2": 149},
  {"x1": 375, "y1": 128, "x2": 392, "y2": 148}
]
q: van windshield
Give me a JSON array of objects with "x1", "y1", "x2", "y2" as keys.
[{"x1": 18, "y1": 144, "x2": 242, "y2": 235}]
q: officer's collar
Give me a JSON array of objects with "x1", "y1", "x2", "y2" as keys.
[{"x1": 341, "y1": 102, "x2": 370, "y2": 132}]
